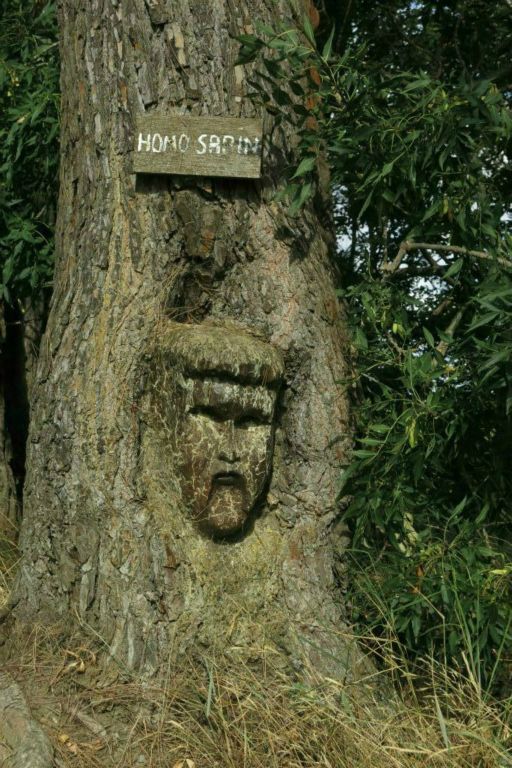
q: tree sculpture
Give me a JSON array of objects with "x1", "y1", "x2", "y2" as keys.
[{"x1": 4, "y1": 0, "x2": 365, "y2": 684}]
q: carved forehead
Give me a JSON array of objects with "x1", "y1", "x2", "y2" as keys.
[
  {"x1": 160, "y1": 323, "x2": 284, "y2": 386},
  {"x1": 188, "y1": 379, "x2": 277, "y2": 419}
]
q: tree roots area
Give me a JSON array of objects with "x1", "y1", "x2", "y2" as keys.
[{"x1": 0, "y1": 623, "x2": 509, "y2": 768}]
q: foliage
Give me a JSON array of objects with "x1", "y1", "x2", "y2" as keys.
[
  {"x1": 238, "y1": 0, "x2": 512, "y2": 694},
  {"x1": 343, "y1": 267, "x2": 512, "y2": 695},
  {"x1": 0, "y1": 0, "x2": 58, "y2": 304}
]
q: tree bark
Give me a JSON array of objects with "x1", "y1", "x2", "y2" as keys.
[
  {"x1": 0, "y1": 296, "x2": 45, "y2": 543},
  {"x1": 9, "y1": 0, "x2": 364, "y2": 681},
  {"x1": 0, "y1": 307, "x2": 18, "y2": 541}
]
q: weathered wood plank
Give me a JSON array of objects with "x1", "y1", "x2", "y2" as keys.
[{"x1": 133, "y1": 115, "x2": 263, "y2": 178}]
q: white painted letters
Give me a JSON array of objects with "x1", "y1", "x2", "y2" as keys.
[
  {"x1": 196, "y1": 134, "x2": 207, "y2": 154},
  {"x1": 138, "y1": 132, "x2": 151, "y2": 151},
  {"x1": 134, "y1": 116, "x2": 263, "y2": 178},
  {"x1": 246, "y1": 137, "x2": 260, "y2": 155},
  {"x1": 151, "y1": 133, "x2": 164, "y2": 152},
  {"x1": 138, "y1": 132, "x2": 261, "y2": 157},
  {"x1": 208, "y1": 135, "x2": 221, "y2": 154},
  {"x1": 239, "y1": 137, "x2": 260, "y2": 155},
  {"x1": 178, "y1": 133, "x2": 190, "y2": 152},
  {"x1": 163, "y1": 135, "x2": 177, "y2": 152},
  {"x1": 222, "y1": 135, "x2": 235, "y2": 154}
]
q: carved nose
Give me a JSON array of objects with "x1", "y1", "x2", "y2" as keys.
[
  {"x1": 218, "y1": 421, "x2": 240, "y2": 463},
  {"x1": 218, "y1": 448, "x2": 239, "y2": 463}
]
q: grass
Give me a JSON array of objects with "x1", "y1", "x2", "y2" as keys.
[
  {"x1": 1, "y1": 528, "x2": 510, "y2": 767},
  {"x1": 1, "y1": 624, "x2": 510, "y2": 768},
  {"x1": 0, "y1": 524, "x2": 18, "y2": 611}
]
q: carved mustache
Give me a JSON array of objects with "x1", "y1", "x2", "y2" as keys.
[{"x1": 211, "y1": 470, "x2": 245, "y2": 489}]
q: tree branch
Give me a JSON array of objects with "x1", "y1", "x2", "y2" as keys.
[
  {"x1": 381, "y1": 240, "x2": 512, "y2": 275},
  {"x1": 381, "y1": 240, "x2": 408, "y2": 274},
  {"x1": 436, "y1": 307, "x2": 465, "y2": 356},
  {"x1": 382, "y1": 265, "x2": 450, "y2": 281},
  {"x1": 431, "y1": 297, "x2": 453, "y2": 317}
]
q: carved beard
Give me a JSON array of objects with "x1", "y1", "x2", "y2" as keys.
[{"x1": 197, "y1": 473, "x2": 250, "y2": 537}]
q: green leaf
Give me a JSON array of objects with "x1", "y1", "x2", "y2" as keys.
[
  {"x1": 423, "y1": 327, "x2": 435, "y2": 347},
  {"x1": 354, "y1": 327, "x2": 368, "y2": 350},
  {"x1": 357, "y1": 188, "x2": 374, "y2": 220},
  {"x1": 2, "y1": 257, "x2": 14, "y2": 285},
  {"x1": 289, "y1": 181, "x2": 313, "y2": 215},
  {"x1": 291, "y1": 155, "x2": 316, "y2": 179},
  {"x1": 381, "y1": 160, "x2": 395, "y2": 177},
  {"x1": 422, "y1": 200, "x2": 441, "y2": 221},
  {"x1": 403, "y1": 77, "x2": 431, "y2": 92},
  {"x1": 322, "y1": 25, "x2": 335, "y2": 60},
  {"x1": 444, "y1": 258, "x2": 463, "y2": 278},
  {"x1": 236, "y1": 34, "x2": 261, "y2": 46},
  {"x1": 467, "y1": 311, "x2": 499, "y2": 332},
  {"x1": 479, "y1": 347, "x2": 510, "y2": 371},
  {"x1": 303, "y1": 15, "x2": 316, "y2": 46},
  {"x1": 369, "y1": 424, "x2": 390, "y2": 434}
]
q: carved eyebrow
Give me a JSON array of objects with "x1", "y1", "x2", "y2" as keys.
[
  {"x1": 187, "y1": 371, "x2": 281, "y2": 390},
  {"x1": 188, "y1": 403, "x2": 272, "y2": 423}
]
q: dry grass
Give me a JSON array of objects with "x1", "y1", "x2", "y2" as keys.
[
  {"x1": 0, "y1": 525, "x2": 18, "y2": 610},
  {"x1": 2, "y1": 626, "x2": 510, "y2": 768}
]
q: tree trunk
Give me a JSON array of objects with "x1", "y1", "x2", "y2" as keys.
[
  {"x1": 9, "y1": 0, "x2": 364, "y2": 681},
  {"x1": 0, "y1": 307, "x2": 18, "y2": 542},
  {"x1": 0, "y1": 296, "x2": 45, "y2": 542}
]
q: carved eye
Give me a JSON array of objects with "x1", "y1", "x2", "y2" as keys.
[
  {"x1": 188, "y1": 405, "x2": 224, "y2": 422},
  {"x1": 235, "y1": 414, "x2": 267, "y2": 429}
]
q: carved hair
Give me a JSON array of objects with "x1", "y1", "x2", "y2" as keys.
[{"x1": 156, "y1": 322, "x2": 284, "y2": 387}]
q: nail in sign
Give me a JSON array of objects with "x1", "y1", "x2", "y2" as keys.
[{"x1": 133, "y1": 115, "x2": 263, "y2": 179}]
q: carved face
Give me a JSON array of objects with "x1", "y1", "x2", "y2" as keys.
[{"x1": 175, "y1": 378, "x2": 277, "y2": 537}]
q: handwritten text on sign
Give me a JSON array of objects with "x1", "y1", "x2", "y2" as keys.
[{"x1": 133, "y1": 116, "x2": 263, "y2": 179}]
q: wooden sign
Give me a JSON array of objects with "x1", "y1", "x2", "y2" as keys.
[{"x1": 133, "y1": 115, "x2": 263, "y2": 179}]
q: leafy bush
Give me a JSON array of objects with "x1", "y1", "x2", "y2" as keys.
[
  {"x1": 343, "y1": 267, "x2": 512, "y2": 694},
  {"x1": 238, "y1": 0, "x2": 512, "y2": 694},
  {"x1": 0, "y1": 0, "x2": 58, "y2": 303}
]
